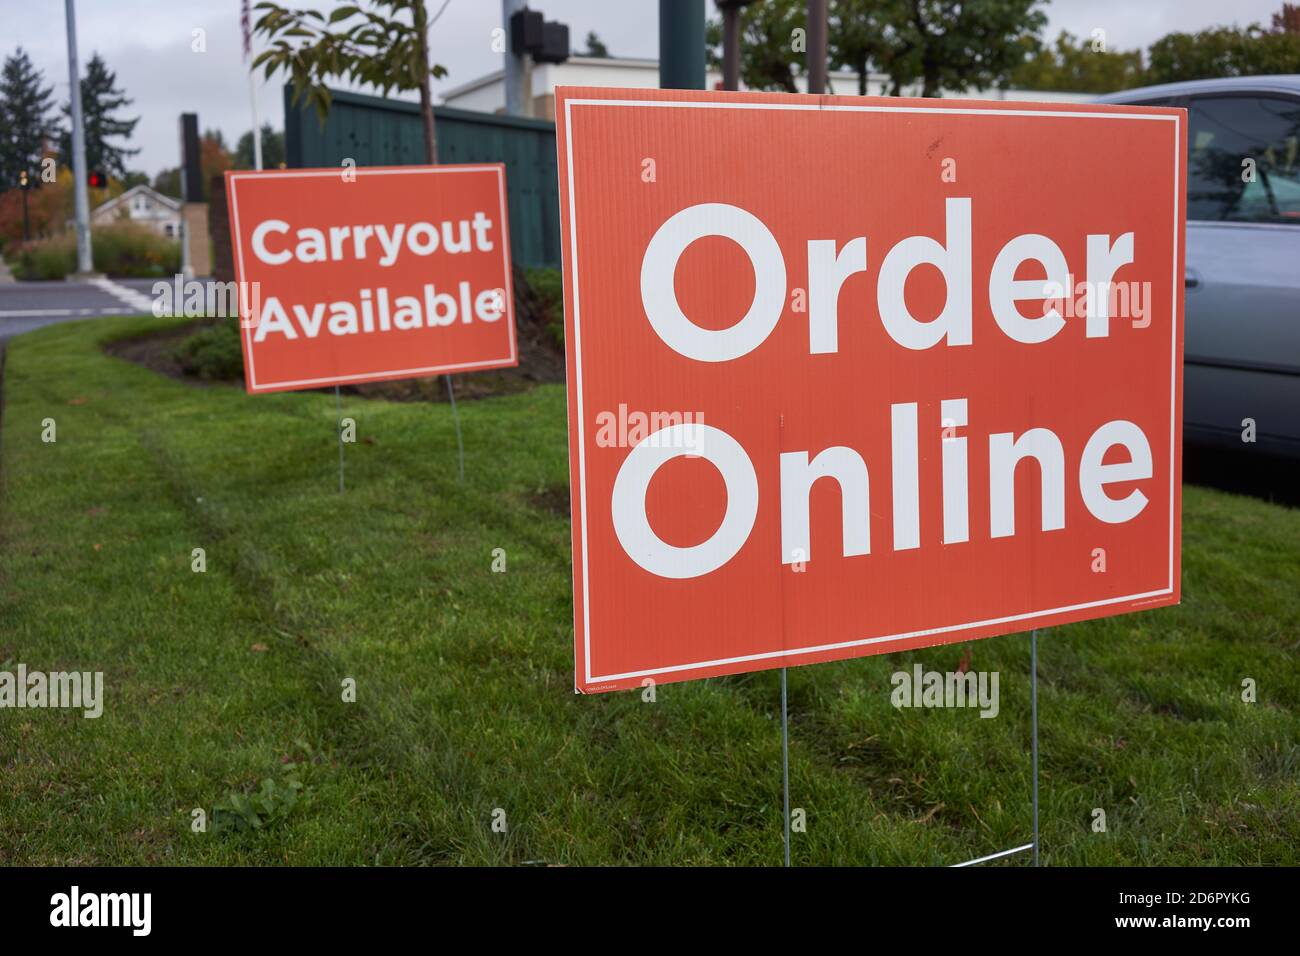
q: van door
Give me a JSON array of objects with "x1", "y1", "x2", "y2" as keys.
[{"x1": 1183, "y1": 93, "x2": 1300, "y2": 449}]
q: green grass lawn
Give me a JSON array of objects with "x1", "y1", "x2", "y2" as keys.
[{"x1": 1, "y1": 315, "x2": 1297, "y2": 866}]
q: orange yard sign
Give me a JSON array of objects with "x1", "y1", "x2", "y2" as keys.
[
  {"x1": 225, "y1": 164, "x2": 516, "y2": 394},
  {"x1": 557, "y1": 87, "x2": 1186, "y2": 694}
]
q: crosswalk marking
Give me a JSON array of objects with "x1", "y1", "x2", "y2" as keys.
[{"x1": 87, "y1": 276, "x2": 156, "y2": 313}]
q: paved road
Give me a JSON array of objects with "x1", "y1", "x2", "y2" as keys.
[{"x1": 0, "y1": 278, "x2": 159, "y2": 344}]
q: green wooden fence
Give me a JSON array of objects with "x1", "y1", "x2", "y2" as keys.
[{"x1": 284, "y1": 86, "x2": 560, "y2": 269}]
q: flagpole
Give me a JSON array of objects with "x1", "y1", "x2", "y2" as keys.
[
  {"x1": 241, "y1": 0, "x2": 263, "y2": 170},
  {"x1": 248, "y1": 71, "x2": 263, "y2": 170}
]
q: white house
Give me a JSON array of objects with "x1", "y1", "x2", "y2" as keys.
[
  {"x1": 439, "y1": 54, "x2": 1089, "y2": 120},
  {"x1": 91, "y1": 184, "x2": 183, "y2": 238}
]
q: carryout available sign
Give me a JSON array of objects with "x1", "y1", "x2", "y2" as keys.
[
  {"x1": 557, "y1": 87, "x2": 1186, "y2": 693},
  {"x1": 225, "y1": 164, "x2": 516, "y2": 393}
]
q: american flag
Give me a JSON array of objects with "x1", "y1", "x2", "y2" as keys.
[{"x1": 241, "y1": 0, "x2": 252, "y2": 60}]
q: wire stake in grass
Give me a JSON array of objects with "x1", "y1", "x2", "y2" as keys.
[
  {"x1": 446, "y1": 374, "x2": 465, "y2": 482},
  {"x1": 1031, "y1": 627, "x2": 1040, "y2": 867},
  {"x1": 335, "y1": 385, "x2": 345, "y2": 494},
  {"x1": 781, "y1": 665, "x2": 791, "y2": 868},
  {"x1": 777, "y1": 412, "x2": 792, "y2": 868}
]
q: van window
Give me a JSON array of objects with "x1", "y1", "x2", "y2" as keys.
[{"x1": 1187, "y1": 95, "x2": 1300, "y2": 224}]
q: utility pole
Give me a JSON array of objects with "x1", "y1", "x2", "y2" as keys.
[
  {"x1": 807, "y1": 0, "x2": 828, "y2": 94},
  {"x1": 65, "y1": 0, "x2": 94, "y2": 275},
  {"x1": 502, "y1": 0, "x2": 529, "y2": 117},
  {"x1": 659, "y1": 0, "x2": 705, "y2": 90},
  {"x1": 718, "y1": 0, "x2": 756, "y2": 91}
]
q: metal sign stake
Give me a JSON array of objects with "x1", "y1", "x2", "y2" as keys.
[
  {"x1": 445, "y1": 374, "x2": 465, "y2": 481},
  {"x1": 1031, "y1": 628, "x2": 1040, "y2": 866},
  {"x1": 781, "y1": 667, "x2": 791, "y2": 868},
  {"x1": 335, "y1": 385, "x2": 345, "y2": 494}
]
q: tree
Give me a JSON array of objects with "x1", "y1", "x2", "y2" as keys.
[
  {"x1": 705, "y1": 0, "x2": 805, "y2": 93},
  {"x1": 201, "y1": 129, "x2": 234, "y2": 198},
  {"x1": 1274, "y1": 2, "x2": 1300, "y2": 34},
  {"x1": 252, "y1": 1, "x2": 449, "y2": 165},
  {"x1": 0, "y1": 163, "x2": 72, "y2": 245},
  {"x1": 235, "y1": 124, "x2": 285, "y2": 169},
  {"x1": 153, "y1": 167, "x2": 180, "y2": 199},
  {"x1": 150, "y1": 130, "x2": 232, "y2": 201},
  {"x1": 829, "y1": 0, "x2": 883, "y2": 95},
  {"x1": 1010, "y1": 30, "x2": 1145, "y2": 93},
  {"x1": 709, "y1": 0, "x2": 1048, "y2": 97},
  {"x1": 869, "y1": 0, "x2": 1048, "y2": 97},
  {"x1": 58, "y1": 53, "x2": 139, "y2": 179},
  {"x1": 1147, "y1": 20, "x2": 1300, "y2": 84},
  {"x1": 584, "y1": 31, "x2": 610, "y2": 57},
  {"x1": 0, "y1": 47, "x2": 55, "y2": 190},
  {"x1": 829, "y1": 0, "x2": 928, "y2": 95}
]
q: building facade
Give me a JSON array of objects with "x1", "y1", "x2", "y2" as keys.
[
  {"x1": 91, "y1": 184, "x2": 183, "y2": 238},
  {"x1": 439, "y1": 55, "x2": 1089, "y2": 120}
]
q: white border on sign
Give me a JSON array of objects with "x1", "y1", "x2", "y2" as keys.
[
  {"x1": 227, "y1": 165, "x2": 517, "y2": 392},
  {"x1": 564, "y1": 95, "x2": 1182, "y2": 687}
]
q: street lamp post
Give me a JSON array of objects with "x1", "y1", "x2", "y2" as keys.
[
  {"x1": 807, "y1": 0, "x2": 828, "y2": 95},
  {"x1": 19, "y1": 170, "x2": 31, "y2": 242},
  {"x1": 64, "y1": 0, "x2": 94, "y2": 275},
  {"x1": 502, "y1": 0, "x2": 529, "y2": 117}
]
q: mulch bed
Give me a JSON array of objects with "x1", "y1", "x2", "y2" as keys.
[{"x1": 104, "y1": 322, "x2": 226, "y2": 388}]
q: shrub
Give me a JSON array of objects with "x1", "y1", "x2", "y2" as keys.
[
  {"x1": 525, "y1": 266, "x2": 564, "y2": 350},
  {"x1": 11, "y1": 233, "x2": 75, "y2": 280},
  {"x1": 11, "y1": 222, "x2": 180, "y2": 280},
  {"x1": 174, "y1": 316, "x2": 244, "y2": 381},
  {"x1": 90, "y1": 222, "x2": 181, "y2": 277}
]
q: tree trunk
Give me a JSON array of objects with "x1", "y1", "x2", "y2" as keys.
[
  {"x1": 922, "y1": 61, "x2": 941, "y2": 97},
  {"x1": 419, "y1": 78, "x2": 437, "y2": 165},
  {"x1": 908, "y1": 0, "x2": 940, "y2": 97},
  {"x1": 416, "y1": 1, "x2": 438, "y2": 164}
]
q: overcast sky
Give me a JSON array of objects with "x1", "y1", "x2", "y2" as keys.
[{"x1": 1, "y1": 0, "x2": 1288, "y2": 177}]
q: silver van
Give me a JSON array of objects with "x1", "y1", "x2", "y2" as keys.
[{"x1": 1096, "y1": 77, "x2": 1300, "y2": 456}]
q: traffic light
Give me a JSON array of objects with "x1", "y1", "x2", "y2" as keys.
[
  {"x1": 87, "y1": 170, "x2": 108, "y2": 188},
  {"x1": 509, "y1": 8, "x2": 569, "y2": 64}
]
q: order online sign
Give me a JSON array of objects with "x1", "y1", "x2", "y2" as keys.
[
  {"x1": 226, "y1": 164, "x2": 516, "y2": 394},
  {"x1": 557, "y1": 87, "x2": 1186, "y2": 694}
]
